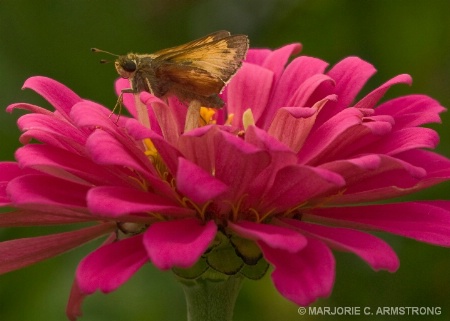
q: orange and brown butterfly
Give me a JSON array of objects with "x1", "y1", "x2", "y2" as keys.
[{"x1": 92, "y1": 30, "x2": 249, "y2": 108}]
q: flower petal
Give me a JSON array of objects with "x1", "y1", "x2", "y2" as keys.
[
  {"x1": 176, "y1": 157, "x2": 228, "y2": 204},
  {"x1": 261, "y1": 43, "x2": 302, "y2": 84},
  {"x1": 262, "y1": 165, "x2": 345, "y2": 212},
  {"x1": 315, "y1": 57, "x2": 376, "y2": 125},
  {"x1": 259, "y1": 237, "x2": 335, "y2": 306},
  {"x1": 269, "y1": 55, "x2": 329, "y2": 109},
  {"x1": 16, "y1": 144, "x2": 126, "y2": 186},
  {"x1": 0, "y1": 162, "x2": 35, "y2": 205},
  {"x1": 87, "y1": 186, "x2": 193, "y2": 217},
  {"x1": 0, "y1": 223, "x2": 114, "y2": 274},
  {"x1": 22, "y1": 76, "x2": 82, "y2": 118},
  {"x1": 268, "y1": 96, "x2": 335, "y2": 152},
  {"x1": 354, "y1": 74, "x2": 412, "y2": 109},
  {"x1": 282, "y1": 219, "x2": 399, "y2": 272},
  {"x1": 214, "y1": 131, "x2": 271, "y2": 200},
  {"x1": 76, "y1": 234, "x2": 148, "y2": 294},
  {"x1": 307, "y1": 202, "x2": 450, "y2": 246},
  {"x1": 0, "y1": 210, "x2": 93, "y2": 227},
  {"x1": 226, "y1": 62, "x2": 273, "y2": 127},
  {"x1": 141, "y1": 92, "x2": 182, "y2": 144},
  {"x1": 297, "y1": 107, "x2": 364, "y2": 164},
  {"x1": 66, "y1": 279, "x2": 86, "y2": 321},
  {"x1": 7, "y1": 174, "x2": 90, "y2": 209},
  {"x1": 375, "y1": 94, "x2": 445, "y2": 128},
  {"x1": 228, "y1": 220, "x2": 306, "y2": 252},
  {"x1": 16, "y1": 113, "x2": 87, "y2": 152},
  {"x1": 144, "y1": 218, "x2": 217, "y2": 269}
]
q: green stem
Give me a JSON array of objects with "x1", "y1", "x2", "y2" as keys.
[{"x1": 179, "y1": 273, "x2": 244, "y2": 321}]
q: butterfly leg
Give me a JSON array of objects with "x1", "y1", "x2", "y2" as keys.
[{"x1": 109, "y1": 88, "x2": 135, "y2": 123}]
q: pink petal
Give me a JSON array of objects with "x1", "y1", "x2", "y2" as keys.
[
  {"x1": 125, "y1": 118, "x2": 181, "y2": 175},
  {"x1": 320, "y1": 154, "x2": 426, "y2": 195},
  {"x1": 143, "y1": 218, "x2": 217, "y2": 269},
  {"x1": 228, "y1": 220, "x2": 306, "y2": 252},
  {"x1": 87, "y1": 186, "x2": 193, "y2": 217},
  {"x1": 15, "y1": 144, "x2": 125, "y2": 186},
  {"x1": 70, "y1": 101, "x2": 128, "y2": 132},
  {"x1": 76, "y1": 234, "x2": 148, "y2": 294},
  {"x1": 245, "y1": 125, "x2": 295, "y2": 155},
  {"x1": 22, "y1": 76, "x2": 82, "y2": 118},
  {"x1": 176, "y1": 157, "x2": 228, "y2": 204},
  {"x1": 16, "y1": 113, "x2": 87, "y2": 152},
  {"x1": 307, "y1": 202, "x2": 450, "y2": 246},
  {"x1": 226, "y1": 62, "x2": 273, "y2": 127},
  {"x1": 281, "y1": 219, "x2": 399, "y2": 272},
  {"x1": 268, "y1": 96, "x2": 335, "y2": 152},
  {"x1": 325, "y1": 151, "x2": 450, "y2": 203},
  {"x1": 141, "y1": 92, "x2": 182, "y2": 144},
  {"x1": 365, "y1": 127, "x2": 439, "y2": 156},
  {"x1": 259, "y1": 237, "x2": 335, "y2": 306},
  {"x1": 214, "y1": 131, "x2": 271, "y2": 200},
  {"x1": 0, "y1": 210, "x2": 93, "y2": 227},
  {"x1": 262, "y1": 165, "x2": 345, "y2": 212},
  {"x1": 375, "y1": 94, "x2": 445, "y2": 128},
  {"x1": 297, "y1": 107, "x2": 364, "y2": 164},
  {"x1": 354, "y1": 74, "x2": 412, "y2": 109},
  {"x1": 0, "y1": 223, "x2": 114, "y2": 274},
  {"x1": 315, "y1": 57, "x2": 376, "y2": 125},
  {"x1": 177, "y1": 126, "x2": 219, "y2": 174},
  {"x1": 66, "y1": 279, "x2": 86, "y2": 321},
  {"x1": 269, "y1": 55, "x2": 329, "y2": 109},
  {"x1": 0, "y1": 162, "x2": 35, "y2": 205},
  {"x1": 261, "y1": 43, "x2": 302, "y2": 85},
  {"x1": 0, "y1": 162, "x2": 34, "y2": 182},
  {"x1": 244, "y1": 48, "x2": 273, "y2": 65},
  {"x1": 85, "y1": 130, "x2": 154, "y2": 177},
  {"x1": 7, "y1": 174, "x2": 90, "y2": 209},
  {"x1": 7, "y1": 102, "x2": 54, "y2": 115},
  {"x1": 398, "y1": 149, "x2": 450, "y2": 180}
]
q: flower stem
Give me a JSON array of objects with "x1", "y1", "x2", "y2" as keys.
[{"x1": 179, "y1": 272, "x2": 244, "y2": 321}]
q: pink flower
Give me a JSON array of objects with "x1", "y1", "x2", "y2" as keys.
[{"x1": 2, "y1": 42, "x2": 450, "y2": 320}]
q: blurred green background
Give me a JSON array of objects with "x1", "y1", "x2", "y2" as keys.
[{"x1": 1, "y1": 0, "x2": 450, "y2": 320}]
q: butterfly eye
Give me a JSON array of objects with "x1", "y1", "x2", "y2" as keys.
[{"x1": 122, "y1": 60, "x2": 137, "y2": 72}]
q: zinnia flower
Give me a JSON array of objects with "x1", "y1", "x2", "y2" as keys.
[{"x1": 2, "y1": 42, "x2": 450, "y2": 321}]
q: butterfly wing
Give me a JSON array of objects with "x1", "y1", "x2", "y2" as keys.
[
  {"x1": 151, "y1": 34, "x2": 249, "y2": 96},
  {"x1": 148, "y1": 30, "x2": 232, "y2": 59}
]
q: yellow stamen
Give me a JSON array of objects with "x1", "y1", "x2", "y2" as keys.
[
  {"x1": 143, "y1": 138, "x2": 158, "y2": 158},
  {"x1": 242, "y1": 109, "x2": 255, "y2": 130},
  {"x1": 225, "y1": 113, "x2": 235, "y2": 125},
  {"x1": 181, "y1": 197, "x2": 213, "y2": 221},
  {"x1": 199, "y1": 107, "x2": 216, "y2": 126}
]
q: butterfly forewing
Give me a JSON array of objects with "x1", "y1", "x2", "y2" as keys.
[{"x1": 147, "y1": 30, "x2": 232, "y2": 59}]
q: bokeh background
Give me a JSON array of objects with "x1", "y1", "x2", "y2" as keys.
[{"x1": 1, "y1": 0, "x2": 450, "y2": 320}]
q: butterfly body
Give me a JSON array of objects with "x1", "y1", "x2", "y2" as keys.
[{"x1": 113, "y1": 31, "x2": 249, "y2": 108}]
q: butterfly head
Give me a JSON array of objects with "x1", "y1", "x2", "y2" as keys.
[{"x1": 115, "y1": 54, "x2": 138, "y2": 79}]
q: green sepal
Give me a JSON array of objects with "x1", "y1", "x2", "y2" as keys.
[
  {"x1": 230, "y1": 234, "x2": 262, "y2": 265},
  {"x1": 206, "y1": 233, "x2": 244, "y2": 275},
  {"x1": 172, "y1": 257, "x2": 209, "y2": 280},
  {"x1": 239, "y1": 258, "x2": 269, "y2": 280}
]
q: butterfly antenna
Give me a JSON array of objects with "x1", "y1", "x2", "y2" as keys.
[{"x1": 91, "y1": 48, "x2": 120, "y2": 64}]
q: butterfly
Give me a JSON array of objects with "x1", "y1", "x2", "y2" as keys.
[{"x1": 93, "y1": 30, "x2": 249, "y2": 108}]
